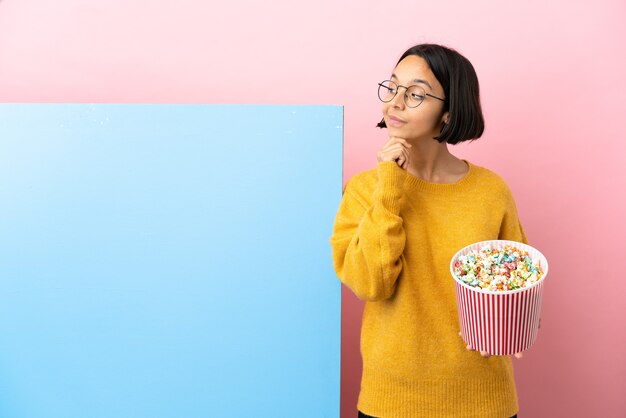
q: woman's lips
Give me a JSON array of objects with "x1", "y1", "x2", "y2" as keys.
[{"x1": 387, "y1": 115, "x2": 406, "y2": 127}]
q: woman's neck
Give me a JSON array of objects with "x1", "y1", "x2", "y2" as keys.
[{"x1": 404, "y1": 139, "x2": 464, "y2": 183}]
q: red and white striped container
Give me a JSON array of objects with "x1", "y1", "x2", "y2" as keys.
[{"x1": 450, "y1": 240, "x2": 549, "y2": 355}]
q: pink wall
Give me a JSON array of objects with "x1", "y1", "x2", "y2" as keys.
[{"x1": 2, "y1": 1, "x2": 625, "y2": 417}]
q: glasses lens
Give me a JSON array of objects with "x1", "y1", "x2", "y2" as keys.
[
  {"x1": 378, "y1": 80, "x2": 397, "y2": 102},
  {"x1": 406, "y1": 85, "x2": 426, "y2": 108}
]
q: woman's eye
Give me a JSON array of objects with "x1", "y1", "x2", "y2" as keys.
[{"x1": 411, "y1": 93, "x2": 425, "y2": 100}]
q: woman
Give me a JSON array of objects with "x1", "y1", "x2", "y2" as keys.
[{"x1": 329, "y1": 44, "x2": 526, "y2": 418}]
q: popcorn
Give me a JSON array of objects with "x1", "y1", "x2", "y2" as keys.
[
  {"x1": 451, "y1": 240, "x2": 550, "y2": 355},
  {"x1": 452, "y1": 244, "x2": 544, "y2": 292}
]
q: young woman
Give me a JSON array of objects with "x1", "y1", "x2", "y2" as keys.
[{"x1": 329, "y1": 44, "x2": 526, "y2": 418}]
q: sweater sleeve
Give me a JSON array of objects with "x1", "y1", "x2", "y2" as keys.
[
  {"x1": 329, "y1": 161, "x2": 407, "y2": 301},
  {"x1": 498, "y1": 184, "x2": 529, "y2": 245}
]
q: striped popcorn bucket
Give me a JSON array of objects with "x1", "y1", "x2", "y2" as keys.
[{"x1": 450, "y1": 240, "x2": 549, "y2": 356}]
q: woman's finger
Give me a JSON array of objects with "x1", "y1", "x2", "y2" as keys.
[
  {"x1": 466, "y1": 343, "x2": 491, "y2": 358},
  {"x1": 380, "y1": 145, "x2": 408, "y2": 159},
  {"x1": 388, "y1": 136, "x2": 412, "y2": 148},
  {"x1": 379, "y1": 146, "x2": 410, "y2": 166},
  {"x1": 401, "y1": 147, "x2": 410, "y2": 164},
  {"x1": 385, "y1": 143, "x2": 410, "y2": 154},
  {"x1": 378, "y1": 136, "x2": 412, "y2": 164}
]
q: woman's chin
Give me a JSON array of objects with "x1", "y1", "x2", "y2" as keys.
[
  {"x1": 387, "y1": 125, "x2": 407, "y2": 134},
  {"x1": 387, "y1": 126, "x2": 414, "y2": 137}
]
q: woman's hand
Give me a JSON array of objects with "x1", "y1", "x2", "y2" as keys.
[
  {"x1": 459, "y1": 318, "x2": 541, "y2": 359},
  {"x1": 377, "y1": 136, "x2": 412, "y2": 170}
]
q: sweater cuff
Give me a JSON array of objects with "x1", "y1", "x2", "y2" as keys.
[{"x1": 375, "y1": 161, "x2": 406, "y2": 213}]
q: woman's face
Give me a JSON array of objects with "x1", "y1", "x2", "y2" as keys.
[{"x1": 381, "y1": 55, "x2": 448, "y2": 141}]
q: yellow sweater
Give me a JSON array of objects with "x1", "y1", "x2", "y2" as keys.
[{"x1": 329, "y1": 160, "x2": 529, "y2": 418}]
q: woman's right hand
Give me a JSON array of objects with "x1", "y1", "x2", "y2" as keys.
[{"x1": 377, "y1": 136, "x2": 412, "y2": 170}]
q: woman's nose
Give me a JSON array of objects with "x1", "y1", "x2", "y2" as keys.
[{"x1": 390, "y1": 91, "x2": 405, "y2": 109}]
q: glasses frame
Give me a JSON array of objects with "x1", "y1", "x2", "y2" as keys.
[{"x1": 377, "y1": 79, "x2": 446, "y2": 108}]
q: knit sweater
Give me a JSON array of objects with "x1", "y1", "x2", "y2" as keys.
[{"x1": 329, "y1": 160, "x2": 529, "y2": 418}]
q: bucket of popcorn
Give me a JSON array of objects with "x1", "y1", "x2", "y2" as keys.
[{"x1": 450, "y1": 240, "x2": 549, "y2": 356}]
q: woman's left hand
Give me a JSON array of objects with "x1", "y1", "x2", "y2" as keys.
[{"x1": 459, "y1": 331, "x2": 523, "y2": 359}]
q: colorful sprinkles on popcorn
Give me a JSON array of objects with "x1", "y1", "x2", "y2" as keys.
[{"x1": 453, "y1": 244, "x2": 544, "y2": 292}]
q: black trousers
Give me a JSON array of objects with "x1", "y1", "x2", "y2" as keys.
[{"x1": 358, "y1": 411, "x2": 518, "y2": 418}]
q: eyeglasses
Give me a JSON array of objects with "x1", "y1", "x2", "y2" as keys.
[{"x1": 377, "y1": 80, "x2": 445, "y2": 108}]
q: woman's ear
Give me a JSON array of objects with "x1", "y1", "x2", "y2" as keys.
[{"x1": 441, "y1": 111, "x2": 450, "y2": 125}]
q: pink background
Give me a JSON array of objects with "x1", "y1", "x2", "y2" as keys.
[{"x1": 1, "y1": 1, "x2": 625, "y2": 417}]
